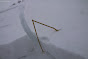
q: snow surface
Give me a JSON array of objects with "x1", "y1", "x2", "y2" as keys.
[
  {"x1": 0, "y1": 0, "x2": 88, "y2": 59},
  {"x1": 0, "y1": 35, "x2": 85, "y2": 59}
]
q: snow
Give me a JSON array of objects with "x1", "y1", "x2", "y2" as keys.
[
  {"x1": 0, "y1": 35, "x2": 85, "y2": 59},
  {"x1": 0, "y1": 0, "x2": 88, "y2": 59},
  {"x1": 29, "y1": 0, "x2": 88, "y2": 59}
]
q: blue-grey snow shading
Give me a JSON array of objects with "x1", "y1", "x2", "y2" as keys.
[
  {"x1": 29, "y1": 0, "x2": 88, "y2": 59},
  {"x1": 0, "y1": 35, "x2": 85, "y2": 59},
  {"x1": 0, "y1": 0, "x2": 88, "y2": 59}
]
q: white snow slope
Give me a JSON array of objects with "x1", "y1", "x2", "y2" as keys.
[
  {"x1": 0, "y1": 0, "x2": 88, "y2": 59},
  {"x1": 0, "y1": 35, "x2": 85, "y2": 59}
]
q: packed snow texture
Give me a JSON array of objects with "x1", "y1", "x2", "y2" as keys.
[
  {"x1": 0, "y1": 35, "x2": 85, "y2": 59},
  {"x1": 0, "y1": 0, "x2": 88, "y2": 59}
]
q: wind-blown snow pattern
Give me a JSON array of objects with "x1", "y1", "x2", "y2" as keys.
[{"x1": 0, "y1": 0, "x2": 86, "y2": 59}]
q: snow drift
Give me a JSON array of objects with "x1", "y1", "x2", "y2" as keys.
[
  {"x1": 0, "y1": 0, "x2": 86, "y2": 59},
  {"x1": 0, "y1": 35, "x2": 85, "y2": 59}
]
